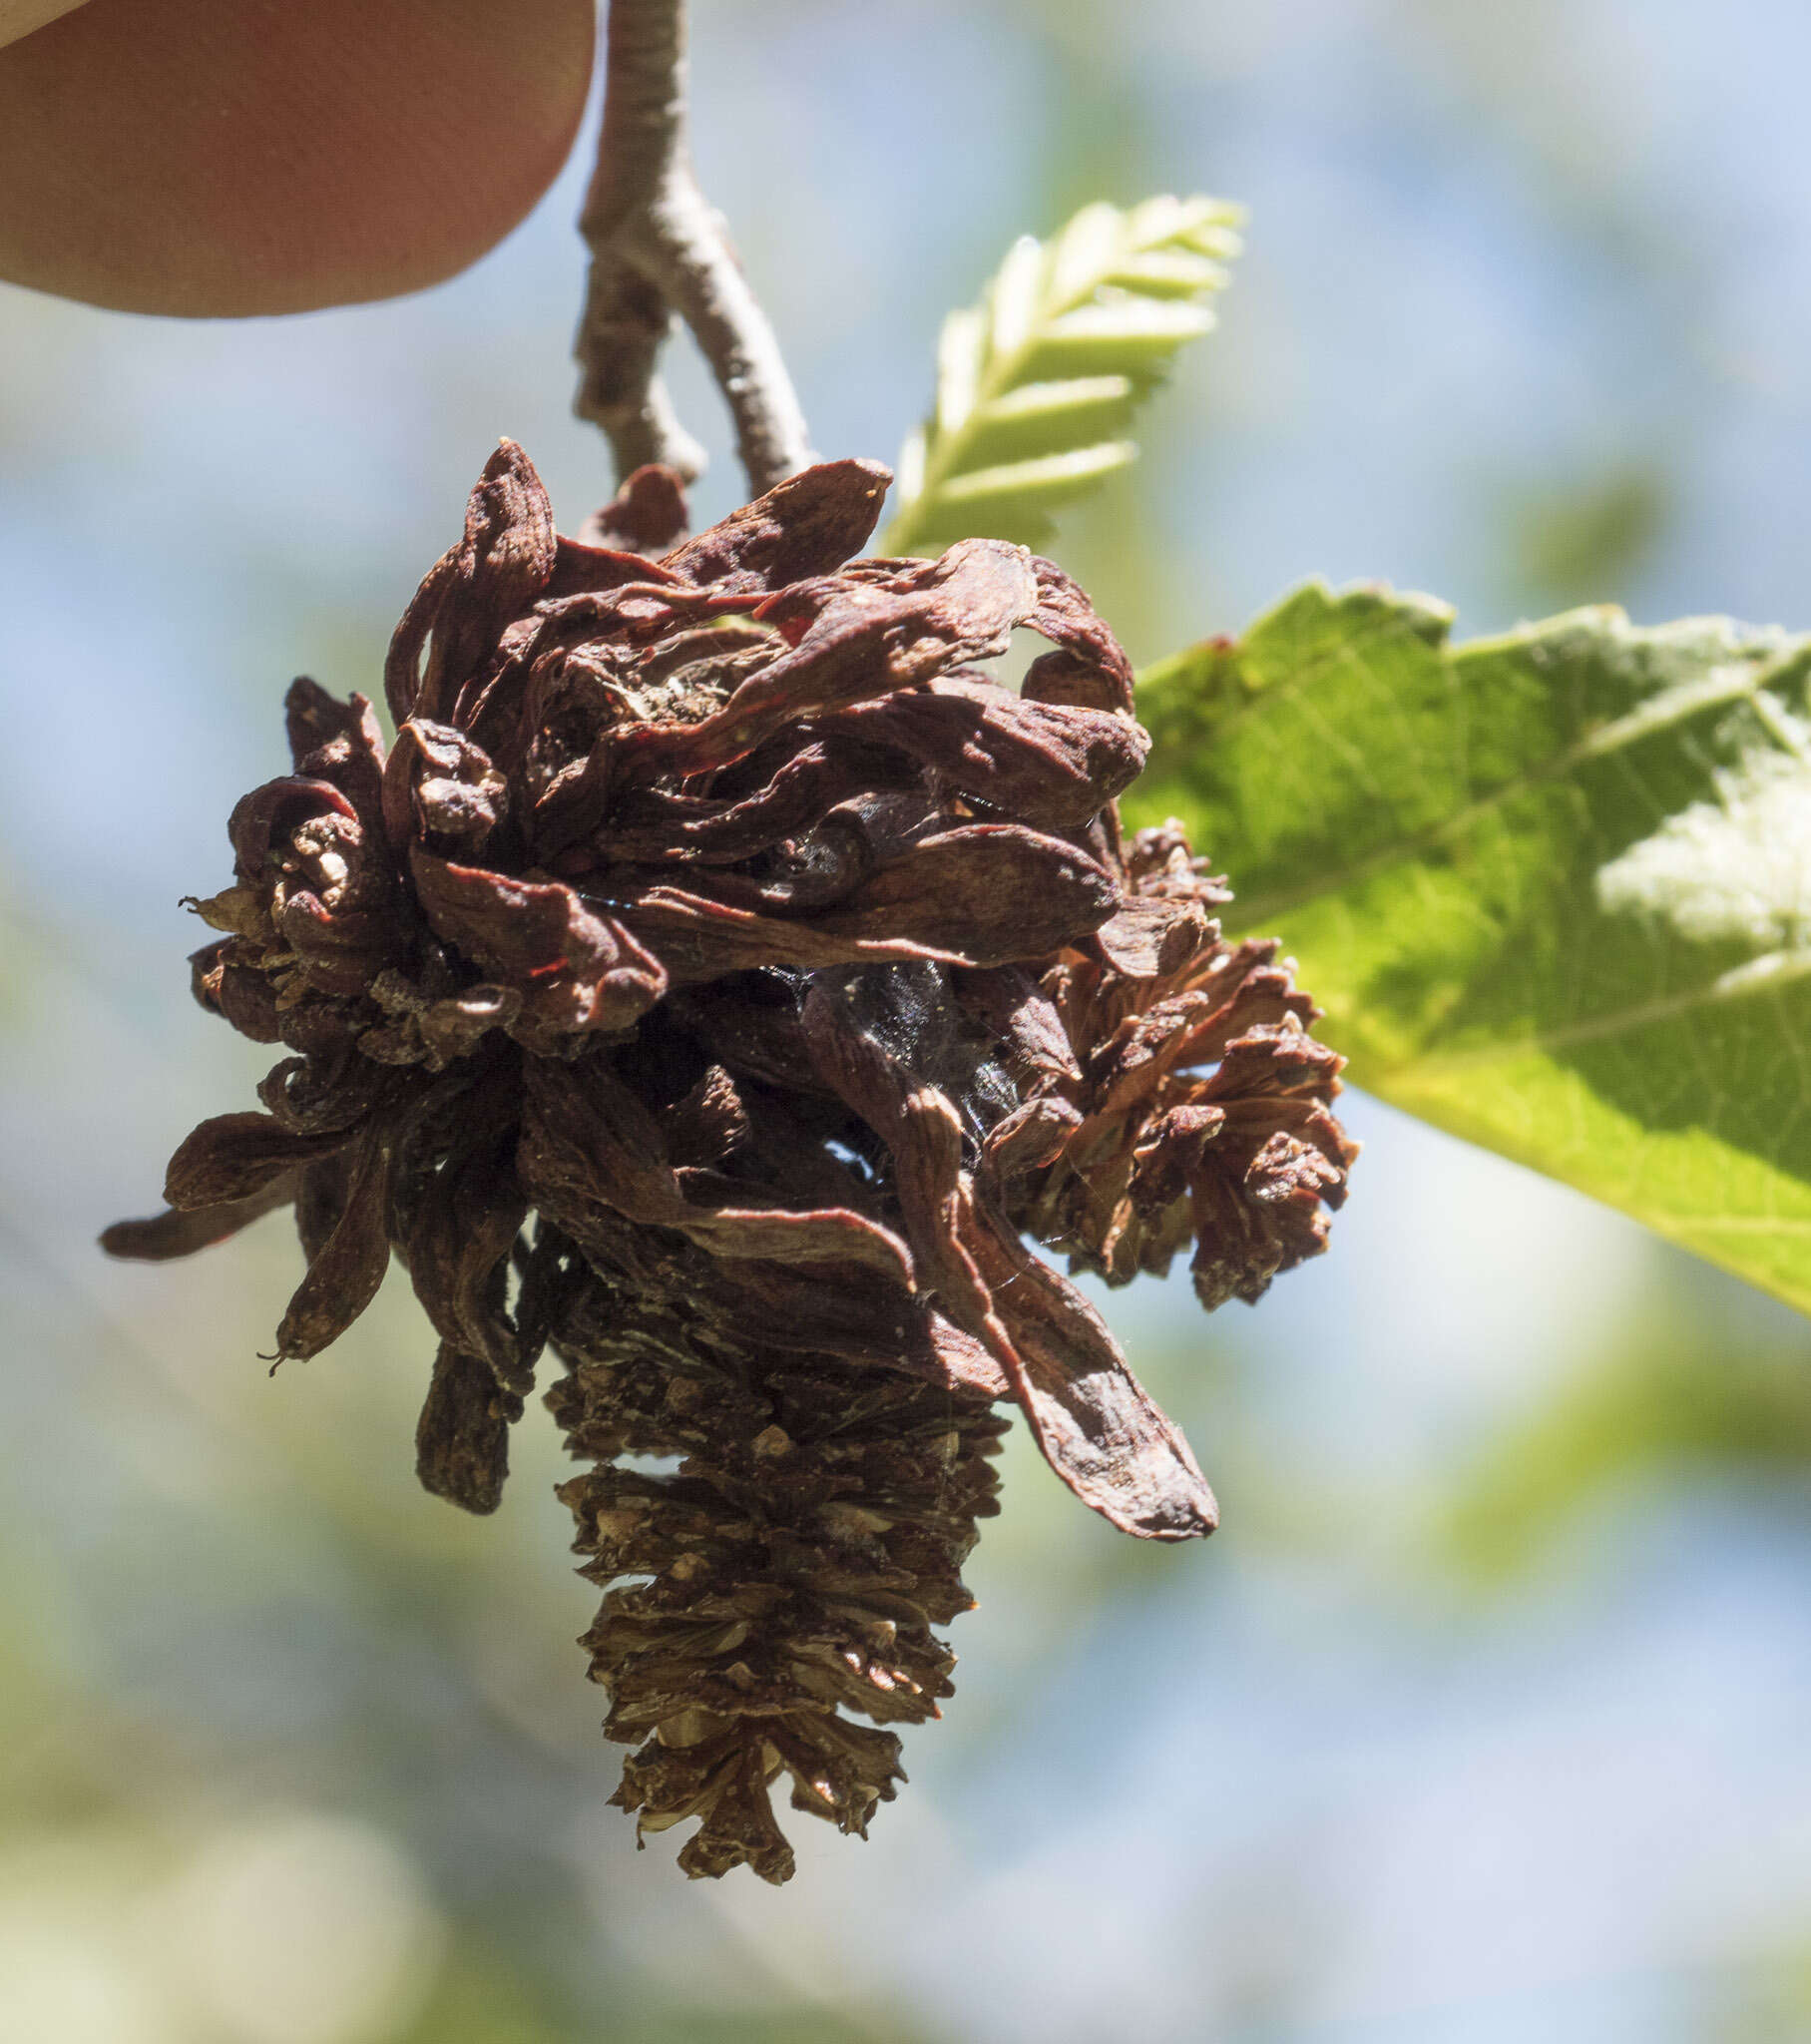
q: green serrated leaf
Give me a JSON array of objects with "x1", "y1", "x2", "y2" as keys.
[
  {"x1": 1130, "y1": 582, "x2": 1811, "y2": 1318},
  {"x1": 882, "y1": 195, "x2": 1242, "y2": 558}
]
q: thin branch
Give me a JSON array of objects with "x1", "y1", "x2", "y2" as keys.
[
  {"x1": 575, "y1": 0, "x2": 813, "y2": 498},
  {"x1": 573, "y1": 256, "x2": 706, "y2": 484}
]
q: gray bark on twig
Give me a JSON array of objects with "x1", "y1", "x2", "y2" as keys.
[{"x1": 575, "y1": 0, "x2": 814, "y2": 497}]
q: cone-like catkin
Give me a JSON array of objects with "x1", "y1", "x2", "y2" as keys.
[{"x1": 546, "y1": 1238, "x2": 1006, "y2": 1882}]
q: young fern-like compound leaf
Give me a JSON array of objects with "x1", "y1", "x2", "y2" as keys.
[{"x1": 880, "y1": 196, "x2": 1242, "y2": 558}]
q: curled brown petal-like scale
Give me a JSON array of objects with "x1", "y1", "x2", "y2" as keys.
[
  {"x1": 800, "y1": 983, "x2": 987, "y2": 1308},
  {"x1": 954, "y1": 965, "x2": 1081, "y2": 1090},
  {"x1": 406, "y1": 845, "x2": 594, "y2": 975},
  {"x1": 962, "y1": 1207, "x2": 1217, "y2": 1540},
  {"x1": 397, "y1": 1113, "x2": 529, "y2": 1386},
  {"x1": 294, "y1": 1153, "x2": 354, "y2": 1266},
  {"x1": 591, "y1": 739, "x2": 901, "y2": 868},
  {"x1": 662, "y1": 458, "x2": 891, "y2": 595},
  {"x1": 578, "y1": 464, "x2": 691, "y2": 557},
  {"x1": 416, "y1": 1342, "x2": 520, "y2": 1515},
  {"x1": 284, "y1": 678, "x2": 388, "y2": 792},
  {"x1": 837, "y1": 680, "x2": 1148, "y2": 826},
  {"x1": 384, "y1": 551, "x2": 459, "y2": 735},
  {"x1": 277, "y1": 889, "x2": 406, "y2": 1001},
  {"x1": 164, "y1": 1112, "x2": 354, "y2": 1211},
  {"x1": 256, "y1": 1053, "x2": 387, "y2": 1138},
  {"x1": 226, "y1": 775, "x2": 356, "y2": 876},
  {"x1": 632, "y1": 539, "x2": 1039, "y2": 781},
  {"x1": 387, "y1": 439, "x2": 557, "y2": 727},
  {"x1": 800, "y1": 976, "x2": 1215, "y2": 1540},
  {"x1": 1028, "y1": 557, "x2": 1136, "y2": 713},
  {"x1": 544, "y1": 536, "x2": 687, "y2": 606},
  {"x1": 698, "y1": 1258, "x2": 1010, "y2": 1400},
  {"x1": 1091, "y1": 894, "x2": 1214, "y2": 979},
  {"x1": 1022, "y1": 648, "x2": 1124, "y2": 714},
  {"x1": 191, "y1": 939, "x2": 284, "y2": 1043},
  {"x1": 617, "y1": 884, "x2": 963, "y2": 979},
  {"x1": 102, "y1": 1178, "x2": 301, "y2": 1262},
  {"x1": 272, "y1": 1127, "x2": 395, "y2": 1362},
  {"x1": 602, "y1": 818, "x2": 871, "y2": 917},
  {"x1": 409, "y1": 847, "x2": 668, "y2": 1041},
  {"x1": 816, "y1": 824, "x2": 1119, "y2": 966},
  {"x1": 381, "y1": 720, "x2": 508, "y2": 855},
  {"x1": 983, "y1": 1095, "x2": 1083, "y2": 1178},
  {"x1": 519, "y1": 1060, "x2": 917, "y2": 1288}
]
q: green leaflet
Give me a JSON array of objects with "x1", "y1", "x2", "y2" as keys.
[
  {"x1": 879, "y1": 196, "x2": 1241, "y2": 559},
  {"x1": 1129, "y1": 582, "x2": 1811, "y2": 1317}
]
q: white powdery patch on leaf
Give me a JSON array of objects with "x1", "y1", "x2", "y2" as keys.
[{"x1": 1596, "y1": 744, "x2": 1811, "y2": 950}]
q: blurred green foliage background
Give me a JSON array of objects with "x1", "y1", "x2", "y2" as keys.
[{"x1": 7, "y1": 2, "x2": 1811, "y2": 2038}]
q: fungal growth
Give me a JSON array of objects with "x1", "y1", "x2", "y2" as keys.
[{"x1": 108, "y1": 443, "x2": 1355, "y2": 1881}]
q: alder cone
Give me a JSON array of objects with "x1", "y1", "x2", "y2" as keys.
[{"x1": 107, "y1": 443, "x2": 1355, "y2": 1881}]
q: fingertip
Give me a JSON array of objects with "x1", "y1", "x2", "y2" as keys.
[
  {"x1": 0, "y1": 0, "x2": 89, "y2": 55},
  {"x1": 0, "y1": 0, "x2": 596, "y2": 315}
]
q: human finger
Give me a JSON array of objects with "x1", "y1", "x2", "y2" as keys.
[{"x1": 0, "y1": 0, "x2": 596, "y2": 315}]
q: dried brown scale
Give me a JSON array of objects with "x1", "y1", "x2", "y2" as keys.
[
  {"x1": 544, "y1": 1241, "x2": 1006, "y2": 1882},
  {"x1": 105, "y1": 440, "x2": 1355, "y2": 1881},
  {"x1": 995, "y1": 824, "x2": 1360, "y2": 1311}
]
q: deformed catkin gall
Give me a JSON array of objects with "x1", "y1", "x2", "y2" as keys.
[{"x1": 108, "y1": 443, "x2": 1355, "y2": 1881}]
